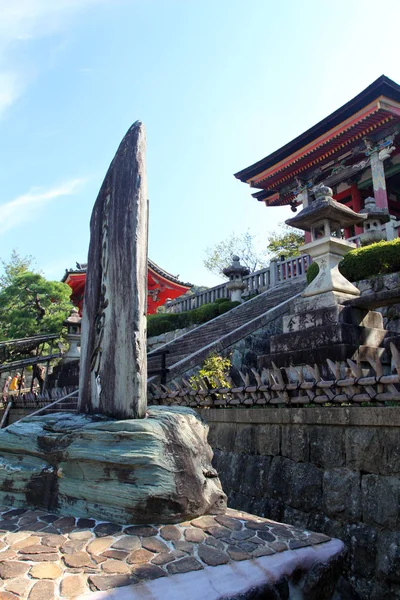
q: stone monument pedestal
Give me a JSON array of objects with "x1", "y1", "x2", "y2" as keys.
[
  {"x1": 0, "y1": 407, "x2": 226, "y2": 524},
  {"x1": 259, "y1": 297, "x2": 387, "y2": 371}
]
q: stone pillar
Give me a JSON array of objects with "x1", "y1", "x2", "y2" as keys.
[
  {"x1": 79, "y1": 121, "x2": 148, "y2": 420},
  {"x1": 294, "y1": 187, "x2": 312, "y2": 243},
  {"x1": 350, "y1": 184, "x2": 364, "y2": 236},
  {"x1": 297, "y1": 188, "x2": 310, "y2": 209},
  {"x1": 370, "y1": 150, "x2": 389, "y2": 209},
  {"x1": 223, "y1": 256, "x2": 250, "y2": 303},
  {"x1": 365, "y1": 138, "x2": 395, "y2": 210},
  {"x1": 269, "y1": 257, "x2": 278, "y2": 287}
]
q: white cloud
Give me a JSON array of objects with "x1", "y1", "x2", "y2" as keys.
[
  {"x1": 0, "y1": 72, "x2": 21, "y2": 116},
  {"x1": 0, "y1": 0, "x2": 112, "y2": 117},
  {"x1": 0, "y1": 178, "x2": 86, "y2": 234}
]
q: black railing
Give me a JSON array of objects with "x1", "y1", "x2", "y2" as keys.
[{"x1": 147, "y1": 349, "x2": 169, "y2": 384}]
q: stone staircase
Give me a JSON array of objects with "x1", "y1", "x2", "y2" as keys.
[
  {"x1": 148, "y1": 278, "x2": 307, "y2": 383},
  {"x1": 15, "y1": 278, "x2": 306, "y2": 420},
  {"x1": 38, "y1": 394, "x2": 78, "y2": 416}
]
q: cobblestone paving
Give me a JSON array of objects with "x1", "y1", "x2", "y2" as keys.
[{"x1": 0, "y1": 506, "x2": 330, "y2": 599}]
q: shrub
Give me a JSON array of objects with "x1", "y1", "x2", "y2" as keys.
[
  {"x1": 214, "y1": 297, "x2": 229, "y2": 305},
  {"x1": 190, "y1": 352, "x2": 232, "y2": 389},
  {"x1": 305, "y1": 238, "x2": 400, "y2": 284},
  {"x1": 147, "y1": 299, "x2": 241, "y2": 337},
  {"x1": 191, "y1": 303, "x2": 220, "y2": 324},
  {"x1": 147, "y1": 315, "x2": 179, "y2": 337},
  {"x1": 306, "y1": 261, "x2": 319, "y2": 284},
  {"x1": 218, "y1": 300, "x2": 240, "y2": 315},
  {"x1": 340, "y1": 238, "x2": 400, "y2": 281}
]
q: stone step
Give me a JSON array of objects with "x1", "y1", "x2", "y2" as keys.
[{"x1": 147, "y1": 279, "x2": 307, "y2": 379}]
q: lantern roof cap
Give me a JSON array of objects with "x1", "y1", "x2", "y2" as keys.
[
  {"x1": 64, "y1": 307, "x2": 82, "y2": 326},
  {"x1": 359, "y1": 196, "x2": 390, "y2": 223},
  {"x1": 286, "y1": 185, "x2": 366, "y2": 232},
  {"x1": 223, "y1": 255, "x2": 250, "y2": 277}
]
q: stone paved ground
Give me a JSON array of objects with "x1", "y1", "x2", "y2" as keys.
[{"x1": 0, "y1": 506, "x2": 331, "y2": 599}]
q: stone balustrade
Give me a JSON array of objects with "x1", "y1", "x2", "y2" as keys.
[{"x1": 165, "y1": 255, "x2": 311, "y2": 314}]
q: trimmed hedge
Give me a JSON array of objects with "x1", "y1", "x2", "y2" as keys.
[
  {"x1": 306, "y1": 238, "x2": 400, "y2": 284},
  {"x1": 147, "y1": 299, "x2": 241, "y2": 337},
  {"x1": 306, "y1": 261, "x2": 319, "y2": 284}
]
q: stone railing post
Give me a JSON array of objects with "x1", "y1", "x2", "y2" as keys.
[{"x1": 269, "y1": 258, "x2": 278, "y2": 287}]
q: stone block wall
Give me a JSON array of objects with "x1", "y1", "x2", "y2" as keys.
[
  {"x1": 203, "y1": 407, "x2": 400, "y2": 600},
  {"x1": 357, "y1": 271, "x2": 400, "y2": 333}
]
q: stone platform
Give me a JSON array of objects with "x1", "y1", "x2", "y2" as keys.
[
  {"x1": 0, "y1": 505, "x2": 344, "y2": 599},
  {"x1": 0, "y1": 409, "x2": 226, "y2": 524}
]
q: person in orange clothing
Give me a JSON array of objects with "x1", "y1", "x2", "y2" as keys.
[{"x1": 9, "y1": 373, "x2": 20, "y2": 392}]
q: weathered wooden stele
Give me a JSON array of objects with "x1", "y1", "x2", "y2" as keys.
[{"x1": 79, "y1": 120, "x2": 148, "y2": 419}]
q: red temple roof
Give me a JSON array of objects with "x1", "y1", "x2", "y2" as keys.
[
  {"x1": 235, "y1": 75, "x2": 400, "y2": 207},
  {"x1": 62, "y1": 259, "x2": 192, "y2": 315}
]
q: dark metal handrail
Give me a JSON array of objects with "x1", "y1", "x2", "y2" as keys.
[
  {"x1": 0, "y1": 333, "x2": 59, "y2": 349},
  {"x1": 0, "y1": 352, "x2": 61, "y2": 374},
  {"x1": 147, "y1": 349, "x2": 169, "y2": 384}
]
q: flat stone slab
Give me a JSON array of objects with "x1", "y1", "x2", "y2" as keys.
[{"x1": 0, "y1": 506, "x2": 343, "y2": 599}]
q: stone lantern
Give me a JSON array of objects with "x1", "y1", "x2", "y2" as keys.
[
  {"x1": 260, "y1": 183, "x2": 387, "y2": 372},
  {"x1": 223, "y1": 256, "x2": 250, "y2": 303},
  {"x1": 63, "y1": 307, "x2": 82, "y2": 362},
  {"x1": 286, "y1": 184, "x2": 366, "y2": 302},
  {"x1": 359, "y1": 196, "x2": 390, "y2": 245}
]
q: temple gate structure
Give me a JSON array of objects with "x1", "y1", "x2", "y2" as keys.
[
  {"x1": 63, "y1": 259, "x2": 192, "y2": 315},
  {"x1": 235, "y1": 75, "x2": 400, "y2": 243}
]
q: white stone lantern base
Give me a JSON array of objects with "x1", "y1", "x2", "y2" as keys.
[
  {"x1": 64, "y1": 333, "x2": 81, "y2": 362},
  {"x1": 226, "y1": 280, "x2": 246, "y2": 303},
  {"x1": 300, "y1": 237, "x2": 359, "y2": 299}
]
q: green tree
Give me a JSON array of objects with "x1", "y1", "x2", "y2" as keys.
[
  {"x1": 0, "y1": 249, "x2": 36, "y2": 291},
  {"x1": 0, "y1": 272, "x2": 73, "y2": 341},
  {"x1": 267, "y1": 226, "x2": 304, "y2": 260},
  {"x1": 204, "y1": 231, "x2": 268, "y2": 277}
]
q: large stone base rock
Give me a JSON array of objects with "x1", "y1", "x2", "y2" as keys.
[{"x1": 0, "y1": 406, "x2": 227, "y2": 523}]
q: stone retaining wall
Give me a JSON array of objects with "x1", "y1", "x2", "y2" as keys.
[{"x1": 202, "y1": 407, "x2": 400, "y2": 600}]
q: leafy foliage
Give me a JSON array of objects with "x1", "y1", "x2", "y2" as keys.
[
  {"x1": 0, "y1": 272, "x2": 73, "y2": 341},
  {"x1": 306, "y1": 261, "x2": 319, "y2": 284},
  {"x1": 190, "y1": 352, "x2": 232, "y2": 389},
  {"x1": 147, "y1": 300, "x2": 240, "y2": 337},
  {"x1": 204, "y1": 231, "x2": 268, "y2": 277},
  {"x1": 306, "y1": 238, "x2": 400, "y2": 284},
  {"x1": 266, "y1": 225, "x2": 304, "y2": 260},
  {"x1": 340, "y1": 238, "x2": 400, "y2": 281},
  {"x1": 0, "y1": 249, "x2": 36, "y2": 291}
]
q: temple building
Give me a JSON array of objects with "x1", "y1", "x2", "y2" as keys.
[
  {"x1": 62, "y1": 259, "x2": 192, "y2": 315},
  {"x1": 235, "y1": 75, "x2": 400, "y2": 242}
]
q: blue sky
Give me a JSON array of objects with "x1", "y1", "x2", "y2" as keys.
[{"x1": 1, "y1": 0, "x2": 400, "y2": 288}]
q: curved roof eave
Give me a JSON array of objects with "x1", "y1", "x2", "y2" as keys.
[{"x1": 234, "y1": 75, "x2": 400, "y2": 183}]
